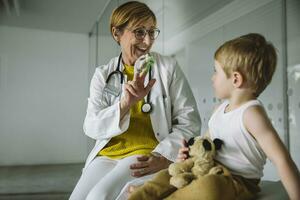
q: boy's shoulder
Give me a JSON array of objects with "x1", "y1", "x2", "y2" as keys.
[
  {"x1": 243, "y1": 103, "x2": 271, "y2": 138},
  {"x1": 243, "y1": 100, "x2": 265, "y2": 118}
]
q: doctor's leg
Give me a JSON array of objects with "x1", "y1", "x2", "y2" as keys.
[
  {"x1": 69, "y1": 157, "x2": 117, "y2": 200},
  {"x1": 85, "y1": 155, "x2": 140, "y2": 200}
]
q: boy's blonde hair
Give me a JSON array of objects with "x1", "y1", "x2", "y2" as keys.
[
  {"x1": 110, "y1": 1, "x2": 156, "y2": 36},
  {"x1": 214, "y1": 33, "x2": 277, "y2": 96}
]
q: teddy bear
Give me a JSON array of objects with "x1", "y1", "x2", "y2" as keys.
[
  {"x1": 168, "y1": 136, "x2": 224, "y2": 189},
  {"x1": 128, "y1": 136, "x2": 230, "y2": 200}
]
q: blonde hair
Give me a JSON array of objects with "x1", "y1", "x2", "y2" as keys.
[
  {"x1": 214, "y1": 33, "x2": 277, "y2": 96},
  {"x1": 110, "y1": 1, "x2": 156, "y2": 36}
]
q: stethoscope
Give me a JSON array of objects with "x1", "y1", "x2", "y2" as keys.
[{"x1": 103, "y1": 53, "x2": 153, "y2": 113}]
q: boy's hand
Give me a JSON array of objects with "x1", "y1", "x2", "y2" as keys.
[{"x1": 176, "y1": 139, "x2": 189, "y2": 162}]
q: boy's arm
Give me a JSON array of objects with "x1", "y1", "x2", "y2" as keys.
[{"x1": 244, "y1": 106, "x2": 300, "y2": 200}]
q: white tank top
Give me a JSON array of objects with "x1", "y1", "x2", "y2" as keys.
[{"x1": 208, "y1": 100, "x2": 266, "y2": 179}]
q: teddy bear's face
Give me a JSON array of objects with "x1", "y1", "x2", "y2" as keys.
[
  {"x1": 188, "y1": 137, "x2": 215, "y2": 160},
  {"x1": 187, "y1": 136, "x2": 223, "y2": 160}
]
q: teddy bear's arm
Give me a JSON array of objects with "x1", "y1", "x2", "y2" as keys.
[
  {"x1": 168, "y1": 158, "x2": 194, "y2": 176},
  {"x1": 209, "y1": 163, "x2": 231, "y2": 177}
]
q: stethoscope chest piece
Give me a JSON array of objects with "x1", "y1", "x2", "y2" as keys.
[{"x1": 141, "y1": 102, "x2": 152, "y2": 113}]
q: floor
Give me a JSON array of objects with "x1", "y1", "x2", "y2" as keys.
[
  {"x1": 258, "y1": 181, "x2": 288, "y2": 200},
  {"x1": 0, "y1": 163, "x2": 289, "y2": 200},
  {"x1": 0, "y1": 163, "x2": 83, "y2": 200}
]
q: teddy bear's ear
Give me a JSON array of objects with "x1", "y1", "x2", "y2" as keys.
[
  {"x1": 203, "y1": 139, "x2": 212, "y2": 151},
  {"x1": 187, "y1": 137, "x2": 195, "y2": 146},
  {"x1": 213, "y1": 139, "x2": 223, "y2": 150}
]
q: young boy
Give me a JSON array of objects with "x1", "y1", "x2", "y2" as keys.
[{"x1": 128, "y1": 33, "x2": 300, "y2": 200}]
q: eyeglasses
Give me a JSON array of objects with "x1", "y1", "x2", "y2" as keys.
[{"x1": 130, "y1": 28, "x2": 160, "y2": 40}]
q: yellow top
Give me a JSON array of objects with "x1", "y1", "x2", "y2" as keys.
[{"x1": 98, "y1": 64, "x2": 158, "y2": 159}]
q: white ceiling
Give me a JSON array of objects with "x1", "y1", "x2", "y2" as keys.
[
  {"x1": 0, "y1": 0, "x2": 233, "y2": 35},
  {"x1": 0, "y1": 0, "x2": 111, "y2": 34}
]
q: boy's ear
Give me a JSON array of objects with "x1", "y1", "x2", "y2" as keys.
[{"x1": 232, "y1": 71, "x2": 243, "y2": 88}]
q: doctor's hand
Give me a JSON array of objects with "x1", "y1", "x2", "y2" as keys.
[
  {"x1": 129, "y1": 154, "x2": 172, "y2": 178},
  {"x1": 122, "y1": 71, "x2": 156, "y2": 107},
  {"x1": 120, "y1": 74, "x2": 155, "y2": 119}
]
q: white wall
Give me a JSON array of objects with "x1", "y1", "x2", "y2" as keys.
[
  {"x1": 98, "y1": 35, "x2": 119, "y2": 67},
  {"x1": 287, "y1": 0, "x2": 300, "y2": 169},
  {"x1": 0, "y1": 26, "x2": 89, "y2": 165}
]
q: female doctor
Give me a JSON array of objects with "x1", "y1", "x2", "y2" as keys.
[{"x1": 69, "y1": 1, "x2": 201, "y2": 200}]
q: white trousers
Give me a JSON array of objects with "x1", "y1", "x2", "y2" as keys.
[{"x1": 69, "y1": 155, "x2": 144, "y2": 200}]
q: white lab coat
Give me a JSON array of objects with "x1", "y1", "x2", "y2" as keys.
[{"x1": 82, "y1": 52, "x2": 201, "y2": 170}]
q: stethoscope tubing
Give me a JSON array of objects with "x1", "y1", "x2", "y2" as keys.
[{"x1": 105, "y1": 53, "x2": 124, "y2": 84}]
